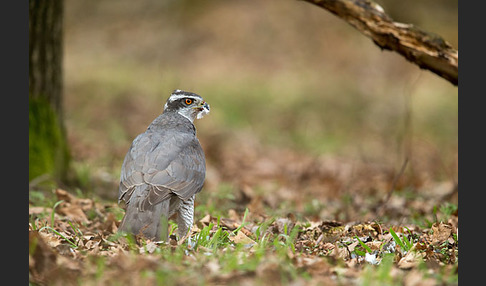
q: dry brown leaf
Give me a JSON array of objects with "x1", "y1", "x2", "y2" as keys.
[
  {"x1": 56, "y1": 188, "x2": 94, "y2": 211},
  {"x1": 398, "y1": 248, "x2": 424, "y2": 269},
  {"x1": 220, "y1": 218, "x2": 238, "y2": 231},
  {"x1": 331, "y1": 243, "x2": 351, "y2": 260},
  {"x1": 39, "y1": 231, "x2": 62, "y2": 248},
  {"x1": 431, "y1": 222, "x2": 453, "y2": 245},
  {"x1": 349, "y1": 222, "x2": 380, "y2": 238},
  {"x1": 55, "y1": 189, "x2": 76, "y2": 203},
  {"x1": 29, "y1": 206, "x2": 53, "y2": 215},
  {"x1": 197, "y1": 214, "x2": 213, "y2": 228},
  {"x1": 229, "y1": 230, "x2": 256, "y2": 247},
  {"x1": 58, "y1": 204, "x2": 89, "y2": 223}
]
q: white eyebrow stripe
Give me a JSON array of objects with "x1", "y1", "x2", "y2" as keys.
[{"x1": 168, "y1": 94, "x2": 202, "y2": 102}]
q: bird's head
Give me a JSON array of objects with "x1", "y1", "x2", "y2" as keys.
[{"x1": 163, "y1": 89, "x2": 210, "y2": 122}]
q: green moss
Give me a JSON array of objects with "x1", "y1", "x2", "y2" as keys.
[{"x1": 29, "y1": 97, "x2": 70, "y2": 185}]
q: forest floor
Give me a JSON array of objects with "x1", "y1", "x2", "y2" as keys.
[{"x1": 29, "y1": 136, "x2": 458, "y2": 286}]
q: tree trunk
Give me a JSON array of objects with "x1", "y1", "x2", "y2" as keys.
[{"x1": 29, "y1": 0, "x2": 69, "y2": 184}]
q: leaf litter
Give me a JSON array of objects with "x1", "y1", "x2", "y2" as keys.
[
  {"x1": 30, "y1": 133, "x2": 457, "y2": 285},
  {"x1": 29, "y1": 188, "x2": 457, "y2": 285}
]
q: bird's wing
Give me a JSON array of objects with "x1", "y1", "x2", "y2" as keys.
[
  {"x1": 118, "y1": 133, "x2": 153, "y2": 204},
  {"x1": 118, "y1": 130, "x2": 206, "y2": 211}
]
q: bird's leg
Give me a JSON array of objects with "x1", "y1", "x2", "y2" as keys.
[{"x1": 177, "y1": 195, "x2": 195, "y2": 239}]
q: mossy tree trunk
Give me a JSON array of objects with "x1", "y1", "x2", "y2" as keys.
[{"x1": 29, "y1": 0, "x2": 70, "y2": 184}]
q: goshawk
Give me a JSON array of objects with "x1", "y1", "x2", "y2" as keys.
[{"x1": 118, "y1": 89, "x2": 210, "y2": 241}]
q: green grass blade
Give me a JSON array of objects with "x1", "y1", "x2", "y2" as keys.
[
  {"x1": 51, "y1": 200, "x2": 64, "y2": 227},
  {"x1": 39, "y1": 226, "x2": 78, "y2": 249},
  {"x1": 389, "y1": 227, "x2": 406, "y2": 251},
  {"x1": 68, "y1": 220, "x2": 83, "y2": 238},
  {"x1": 354, "y1": 249, "x2": 366, "y2": 257},
  {"x1": 355, "y1": 235, "x2": 372, "y2": 253},
  {"x1": 232, "y1": 208, "x2": 249, "y2": 235}
]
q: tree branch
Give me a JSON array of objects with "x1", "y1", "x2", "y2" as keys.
[{"x1": 303, "y1": 0, "x2": 458, "y2": 86}]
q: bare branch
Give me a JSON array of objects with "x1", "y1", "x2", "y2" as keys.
[{"x1": 302, "y1": 0, "x2": 458, "y2": 86}]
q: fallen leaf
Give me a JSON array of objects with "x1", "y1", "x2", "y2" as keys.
[
  {"x1": 39, "y1": 231, "x2": 62, "y2": 248},
  {"x1": 220, "y1": 218, "x2": 238, "y2": 231},
  {"x1": 58, "y1": 204, "x2": 88, "y2": 223},
  {"x1": 55, "y1": 189, "x2": 76, "y2": 203},
  {"x1": 431, "y1": 222, "x2": 453, "y2": 245},
  {"x1": 398, "y1": 249, "x2": 423, "y2": 269},
  {"x1": 229, "y1": 230, "x2": 256, "y2": 247},
  {"x1": 29, "y1": 206, "x2": 53, "y2": 216},
  {"x1": 56, "y1": 189, "x2": 94, "y2": 211},
  {"x1": 197, "y1": 214, "x2": 213, "y2": 228}
]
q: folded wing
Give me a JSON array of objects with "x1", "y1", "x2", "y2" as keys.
[{"x1": 118, "y1": 130, "x2": 206, "y2": 211}]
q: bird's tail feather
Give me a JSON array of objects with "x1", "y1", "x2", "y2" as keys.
[{"x1": 118, "y1": 197, "x2": 170, "y2": 241}]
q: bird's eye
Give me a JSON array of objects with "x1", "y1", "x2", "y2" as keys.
[{"x1": 185, "y1": 98, "x2": 193, "y2": 105}]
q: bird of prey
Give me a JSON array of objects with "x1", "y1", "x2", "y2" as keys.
[{"x1": 118, "y1": 89, "x2": 210, "y2": 241}]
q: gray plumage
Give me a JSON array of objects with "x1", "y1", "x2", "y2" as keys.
[{"x1": 118, "y1": 90, "x2": 209, "y2": 241}]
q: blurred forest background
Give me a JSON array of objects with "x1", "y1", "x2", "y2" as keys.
[{"x1": 33, "y1": 0, "x2": 457, "y2": 221}]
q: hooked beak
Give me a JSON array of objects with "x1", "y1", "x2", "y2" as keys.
[{"x1": 194, "y1": 101, "x2": 210, "y2": 119}]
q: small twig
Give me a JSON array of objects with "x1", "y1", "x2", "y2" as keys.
[
  {"x1": 374, "y1": 157, "x2": 409, "y2": 217},
  {"x1": 385, "y1": 158, "x2": 409, "y2": 204}
]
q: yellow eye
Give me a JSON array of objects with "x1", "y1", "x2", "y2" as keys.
[{"x1": 185, "y1": 98, "x2": 193, "y2": 105}]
